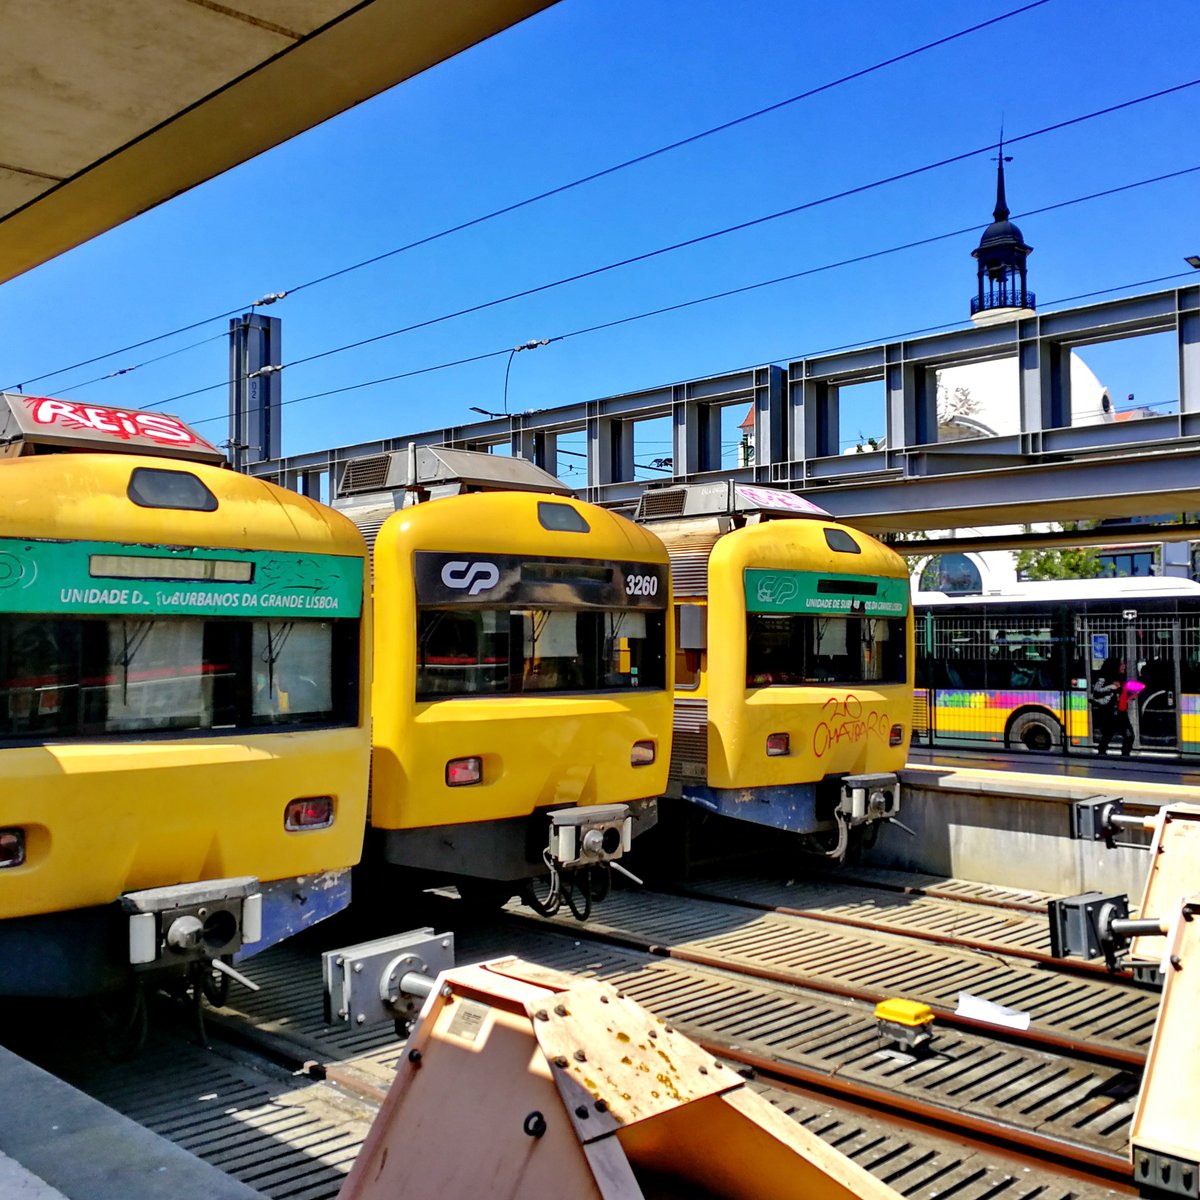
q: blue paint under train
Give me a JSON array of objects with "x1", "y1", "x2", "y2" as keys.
[
  {"x1": 235, "y1": 869, "x2": 352, "y2": 963},
  {"x1": 682, "y1": 783, "x2": 819, "y2": 833}
]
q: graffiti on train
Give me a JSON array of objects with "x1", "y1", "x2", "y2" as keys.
[{"x1": 812, "y1": 694, "x2": 886, "y2": 758}]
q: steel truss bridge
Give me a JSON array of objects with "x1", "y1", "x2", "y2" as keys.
[{"x1": 249, "y1": 286, "x2": 1200, "y2": 538}]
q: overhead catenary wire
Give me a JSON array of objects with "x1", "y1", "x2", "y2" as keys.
[
  {"x1": 150, "y1": 80, "x2": 1200, "y2": 412},
  {"x1": 0, "y1": 0, "x2": 1063, "y2": 393},
  {"x1": 177, "y1": 162, "x2": 1200, "y2": 424},
  {"x1": 185, "y1": 263, "x2": 1200, "y2": 433}
]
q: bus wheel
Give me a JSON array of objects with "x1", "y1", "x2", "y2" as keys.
[{"x1": 1007, "y1": 712, "x2": 1061, "y2": 753}]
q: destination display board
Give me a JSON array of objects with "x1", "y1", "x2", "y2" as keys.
[
  {"x1": 745, "y1": 569, "x2": 909, "y2": 617},
  {"x1": 0, "y1": 538, "x2": 363, "y2": 618},
  {"x1": 415, "y1": 551, "x2": 668, "y2": 611}
]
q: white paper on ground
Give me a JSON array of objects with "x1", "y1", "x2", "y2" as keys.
[{"x1": 955, "y1": 992, "x2": 1031, "y2": 1030}]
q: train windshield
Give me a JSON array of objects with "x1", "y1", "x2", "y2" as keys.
[
  {"x1": 416, "y1": 608, "x2": 667, "y2": 697},
  {"x1": 746, "y1": 613, "x2": 907, "y2": 687},
  {"x1": 0, "y1": 615, "x2": 358, "y2": 739}
]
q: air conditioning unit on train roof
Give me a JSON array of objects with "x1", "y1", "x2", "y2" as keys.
[
  {"x1": 336, "y1": 445, "x2": 571, "y2": 503},
  {"x1": 634, "y1": 481, "x2": 831, "y2": 522}
]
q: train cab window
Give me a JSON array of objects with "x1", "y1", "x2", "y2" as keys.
[
  {"x1": 0, "y1": 614, "x2": 355, "y2": 742},
  {"x1": 416, "y1": 607, "x2": 666, "y2": 698},
  {"x1": 746, "y1": 613, "x2": 907, "y2": 687}
]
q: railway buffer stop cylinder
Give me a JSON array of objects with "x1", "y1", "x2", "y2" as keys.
[{"x1": 1051, "y1": 801, "x2": 1200, "y2": 1197}]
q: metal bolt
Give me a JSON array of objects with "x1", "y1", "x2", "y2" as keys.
[
  {"x1": 599, "y1": 995, "x2": 609, "y2": 1004},
  {"x1": 535, "y1": 1010, "x2": 549, "y2": 1022},
  {"x1": 574, "y1": 1050, "x2": 587, "y2": 1062},
  {"x1": 355, "y1": 1014, "x2": 365, "y2": 1024},
  {"x1": 554, "y1": 1056, "x2": 569, "y2": 1068},
  {"x1": 353, "y1": 962, "x2": 363, "y2": 973},
  {"x1": 664, "y1": 1026, "x2": 673, "y2": 1033},
  {"x1": 713, "y1": 1061, "x2": 724, "y2": 1069},
  {"x1": 1171, "y1": 955, "x2": 1183, "y2": 971},
  {"x1": 337, "y1": 1008, "x2": 348, "y2": 1019},
  {"x1": 335, "y1": 956, "x2": 344, "y2": 967},
  {"x1": 595, "y1": 1099, "x2": 609, "y2": 1113},
  {"x1": 575, "y1": 1106, "x2": 590, "y2": 1119},
  {"x1": 441, "y1": 985, "x2": 453, "y2": 998},
  {"x1": 699, "y1": 1066, "x2": 708, "y2": 1075},
  {"x1": 648, "y1": 1030, "x2": 658, "y2": 1039},
  {"x1": 408, "y1": 1049, "x2": 422, "y2": 1064},
  {"x1": 554, "y1": 1004, "x2": 568, "y2": 1017},
  {"x1": 442, "y1": 939, "x2": 451, "y2": 948}
]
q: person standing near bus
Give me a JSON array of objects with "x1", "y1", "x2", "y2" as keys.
[{"x1": 1092, "y1": 659, "x2": 1134, "y2": 757}]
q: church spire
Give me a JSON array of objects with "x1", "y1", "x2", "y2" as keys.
[{"x1": 970, "y1": 138, "x2": 1034, "y2": 326}]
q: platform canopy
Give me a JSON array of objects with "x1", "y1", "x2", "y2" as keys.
[{"x1": 0, "y1": 0, "x2": 558, "y2": 284}]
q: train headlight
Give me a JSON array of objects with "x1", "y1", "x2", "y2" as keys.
[
  {"x1": 766, "y1": 733, "x2": 790, "y2": 757},
  {"x1": 631, "y1": 740, "x2": 656, "y2": 766},
  {"x1": 889, "y1": 724, "x2": 905, "y2": 747},
  {"x1": 0, "y1": 828, "x2": 25, "y2": 868},
  {"x1": 446, "y1": 756, "x2": 483, "y2": 786},
  {"x1": 285, "y1": 796, "x2": 334, "y2": 830}
]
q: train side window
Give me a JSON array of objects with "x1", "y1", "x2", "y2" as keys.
[
  {"x1": 127, "y1": 468, "x2": 218, "y2": 512},
  {"x1": 675, "y1": 604, "x2": 705, "y2": 690}
]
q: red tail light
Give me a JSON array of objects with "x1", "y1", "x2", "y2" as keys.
[
  {"x1": 766, "y1": 733, "x2": 790, "y2": 757},
  {"x1": 631, "y1": 740, "x2": 656, "y2": 766},
  {"x1": 284, "y1": 796, "x2": 334, "y2": 830},
  {"x1": 890, "y1": 724, "x2": 905, "y2": 747},
  {"x1": 446, "y1": 757, "x2": 483, "y2": 786},
  {"x1": 0, "y1": 828, "x2": 25, "y2": 868}
]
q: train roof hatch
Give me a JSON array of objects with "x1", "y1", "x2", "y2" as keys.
[{"x1": 0, "y1": 393, "x2": 225, "y2": 464}]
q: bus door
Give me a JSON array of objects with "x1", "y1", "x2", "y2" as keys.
[
  {"x1": 1132, "y1": 614, "x2": 1181, "y2": 752},
  {"x1": 1077, "y1": 613, "x2": 1180, "y2": 753}
]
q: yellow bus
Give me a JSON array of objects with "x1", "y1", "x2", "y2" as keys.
[{"x1": 0, "y1": 394, "x2": 370, "y2": 1019}]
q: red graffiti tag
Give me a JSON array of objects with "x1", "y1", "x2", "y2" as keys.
[{"x1": 812, "y1": 694, "x2": 886, "y2": 758}]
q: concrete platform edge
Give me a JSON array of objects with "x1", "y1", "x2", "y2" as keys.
[{"x1": 0, "y1": 1045, "x2": 262, "y2": 1200}]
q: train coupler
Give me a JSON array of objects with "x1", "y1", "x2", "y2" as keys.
[
  {"x1": 122, "y1": 876, "x2": 262, "y2": 973},
  {"x1": 523, "y1": 805, "x2": 635, "y2": 922},
  {"x1": 828, "y1": 775, "x2": 906, "y2": 861}
]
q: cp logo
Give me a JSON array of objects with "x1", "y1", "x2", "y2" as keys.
[
  {"x1": 756, "y1": 574, "x2": 798, "y2": 606},
  {"x1": 441, "y1": 560, "x2": 500, "y2": 596}
]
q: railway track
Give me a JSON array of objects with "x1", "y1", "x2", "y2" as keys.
[{"x1": 3, "y1": 870, "x2": 1154, "y2": 1199}]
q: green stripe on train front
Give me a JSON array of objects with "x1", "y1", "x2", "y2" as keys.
[
  {"x1": 0, "y1": 538, "x2": 363, "y2": 618},
  {"x1": 744, "y1": 569, "x2": 909, "y2": 617}
]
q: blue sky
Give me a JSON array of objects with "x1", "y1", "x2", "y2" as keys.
[{"x1": 1, "y1": 0, "x2": 1198, "y2": 479}]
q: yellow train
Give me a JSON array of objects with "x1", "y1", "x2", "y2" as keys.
[
  {"x1": 0, "y1": 394, "x2": 370, "y2": 1004},
  {"x1": 635, "y1": 482, "x2": 913, "y2": 857},
  {"x1": 335, "y1": 446, "x2": 672, "y2": 915}
]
